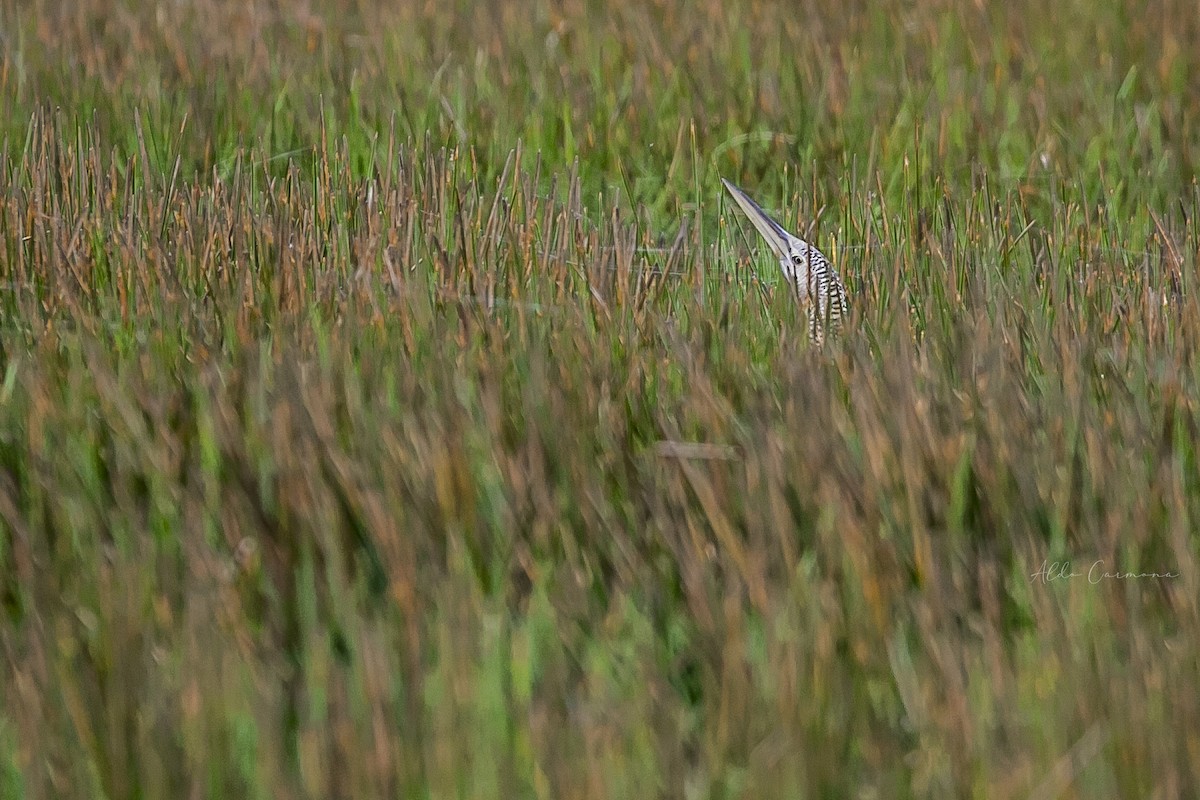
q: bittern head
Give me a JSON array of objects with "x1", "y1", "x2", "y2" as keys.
[{"x1": 720, "y1": 178, "x2": 817, "y2": 286}]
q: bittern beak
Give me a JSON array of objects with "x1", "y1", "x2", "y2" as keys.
[{"x1": 721, "y1": 178, "x2": 791, "y2": 260}]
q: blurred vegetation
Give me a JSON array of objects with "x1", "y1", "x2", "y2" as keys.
[{"x1": 1, "y1": 0, "x2": 1199, "y2": 797}]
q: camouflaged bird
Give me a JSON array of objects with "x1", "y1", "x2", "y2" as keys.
[{"x1": 722, "y1": 178, "x2": 848, "y2": 343}]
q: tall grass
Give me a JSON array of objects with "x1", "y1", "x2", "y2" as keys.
[{"x1": 1, "y1": 0, "x2": 1199, "y2": 797}]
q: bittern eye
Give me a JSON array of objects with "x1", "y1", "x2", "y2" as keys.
[{"x1": 791, "y1": 254, "x2": 804, "y2": 265}]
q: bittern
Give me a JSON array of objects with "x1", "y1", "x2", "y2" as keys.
[{"x1": 722, "y1": 178, "x2": 848, "y2": 343}]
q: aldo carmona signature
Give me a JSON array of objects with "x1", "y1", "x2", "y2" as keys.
[{"x1": 1031, "y1": 560, "x2": 1179, "y2": 585}]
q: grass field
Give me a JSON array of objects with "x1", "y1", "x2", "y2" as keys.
[{"x1": 2, "y1": 0, "x2": 1199, "y2": 797}]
